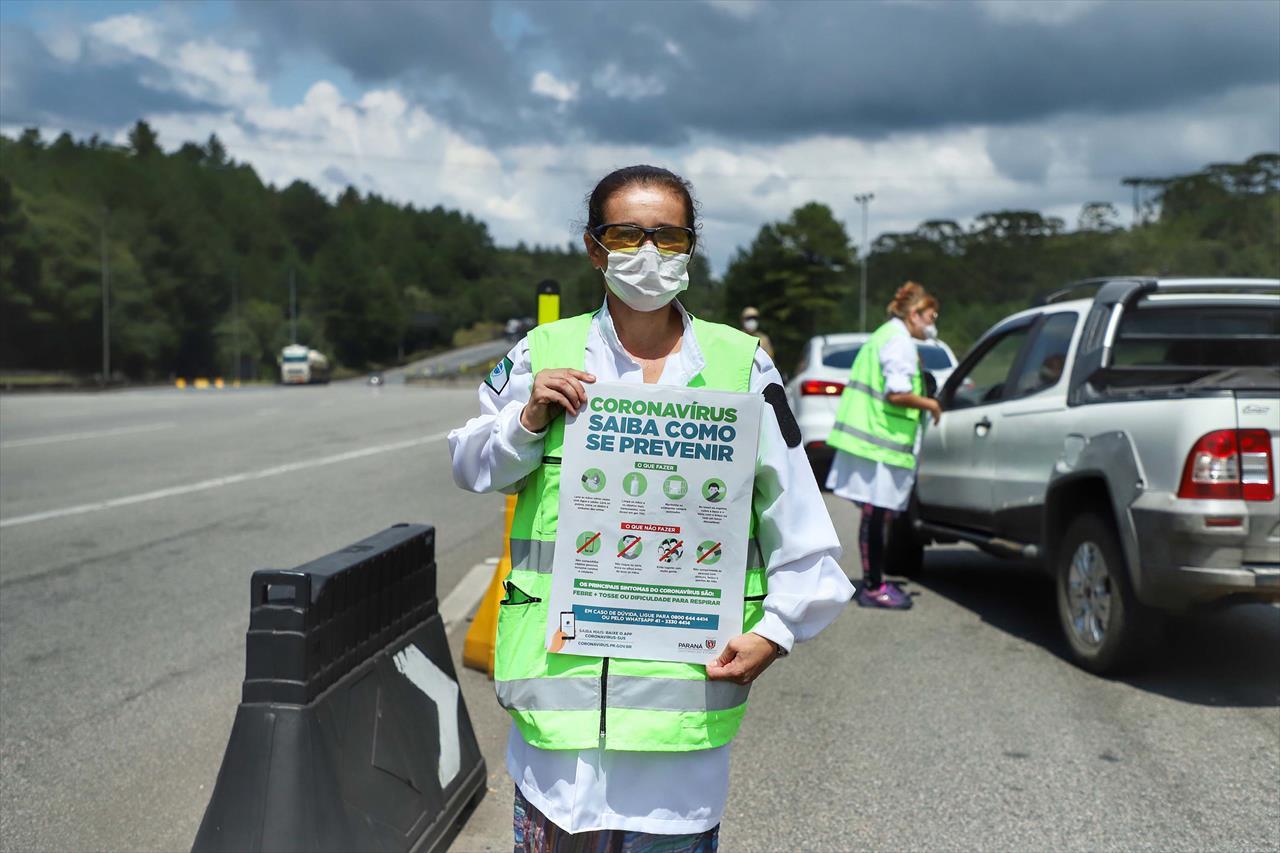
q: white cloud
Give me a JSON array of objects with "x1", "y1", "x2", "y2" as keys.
[
  {"x1": 10, "y1": 7, "x2": 1274, "y2": 277},
  {"x1": 591, "y1": 63, "x2": 666, "y2": 100},
  {"x1": 129, "y1": 76, "x2": 1280, "y2": 272},
  {"x1": 977, "y1": 0, "x2": 1103, "y2": 26},
  {"x1": 81, "y1": 13, "x2": 268, "y2": 108},
  {"x1": 704, "y1": 0, "x2": 764, "y2": 20},
  {"x1": 87, "y1": 14, "x2": 164, "y2": 60},
  {"x1": 530, "y1": 70, "x2": 578, "y2": 104},
  {"x1": 172, "y1": 40, "x2": 268, "y2": 106},
  {"x1": 144, "y1": 75, "x2": 549, "y2": 241},
  {"x1": 40, "y1": 26, "x2": 83, "y2": 63}
]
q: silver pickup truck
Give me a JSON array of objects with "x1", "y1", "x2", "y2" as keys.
[{"x1": 896, "y1": 278, "x2": 1280, "y2": 674}]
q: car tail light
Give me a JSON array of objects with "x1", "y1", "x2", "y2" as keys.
[
  {"x1": 1238, "y1": 429, "x2": 1275, "y2": 501},
  {"x1": 801, "y1": 379, "x2": 844, "y2": 396},
  {"x1": 1178, "y1": 429, "x2": 1274, "y2": 501}
]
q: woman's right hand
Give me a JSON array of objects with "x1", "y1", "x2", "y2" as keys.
[{"x1": 520, "y1": 369, "x2": 597, "y2": 433}]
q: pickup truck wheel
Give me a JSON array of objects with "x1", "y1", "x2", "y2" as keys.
[
  {"x1": 887, "y1": 510, "x2": 925, "y2": 579},
  {"x1": 1054, "y1": 512, "x2": 1157, "y2": 674}
]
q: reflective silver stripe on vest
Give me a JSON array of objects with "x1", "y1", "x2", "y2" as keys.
[
  {"x1": 496, "y1": 676, "x2": 749, "y2": 713},
  {"x1": 497, "y1": 677, "x2": 598, "y2": 711},
  {"x1": 608, "y1": 675, "x2": 750, "y2": 712},
  {"x1": 510, "y1": 538, "x2": 764, "y2": 574},
  {"x1": 845, "y1": 379, "x2": 888, "y2": 401},
  {"x1": 509, "y1": 538, "x2": 557, "y2": 573},
  {"x1": 830, "y1": 421, "x2": 916, "y2": 454}
]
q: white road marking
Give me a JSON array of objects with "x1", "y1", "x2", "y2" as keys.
[
  {"x1": 0, "y1": 432, "x2": 449, "y2": 529},
  {"x1": 392, "y1": 644, "x2": 461, "y2": 788},
  {"x1": 0, "y1": 422, "x2": 177, "y2": 449},
  {"x1": 440, "y1": 562, "x2": 496, "y2": 629}
]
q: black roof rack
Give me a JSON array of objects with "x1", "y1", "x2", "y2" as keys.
[
  {"x1": 1036, "y1": 277, "x2": 1280, "y2": 307},
  {"x1": 1037, "y1": 277, "x2": 1154, "y2": 306},
  {"x1": 1150, "y1": 279, "x2": 1280, "y2": 295}
]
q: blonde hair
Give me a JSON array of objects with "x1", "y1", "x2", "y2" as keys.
[{"x1": 887, "y1": 281, "x2": 939, "y2": 319}]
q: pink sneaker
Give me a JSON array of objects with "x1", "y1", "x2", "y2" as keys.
[{"x1": 855, "y1": 582, "x2": 913, "y2": 610}]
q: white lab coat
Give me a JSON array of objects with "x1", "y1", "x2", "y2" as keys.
[{"x1": 447, "y1": 300, "x2": 853, "y2": 834}]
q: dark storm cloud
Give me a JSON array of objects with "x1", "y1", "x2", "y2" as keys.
[
  {"x1": 237, "y1": 0, "x2": 511, "y2": 86},
  {"x1": 0, "y1": 24, "x2": 215, "y2": 130},
  {"x1": 232, "y1": 0, "x2": 1280, "y2": 147},
  {"x1": 232, "y1": 0, "x2": 546, "y2": 140}
]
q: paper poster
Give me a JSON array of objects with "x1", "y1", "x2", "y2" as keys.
[{"x1": 546, "y1": 381, "x2": 763, "y2": 664}]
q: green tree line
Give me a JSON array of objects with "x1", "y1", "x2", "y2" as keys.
[
  {"x1": 725, "y1": 153, "x2": 1279, "y2": 368},
  {"x1": 1, "y1": 123, "x2": 1275, "y2": 379},
  {"x1": 0, "y1": 123, "x2": 668, "y2": 380}
]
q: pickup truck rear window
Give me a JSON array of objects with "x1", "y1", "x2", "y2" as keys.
[
  {"x1": 1097, "y1": 302, "x2": 1280, "y2": 392},
  {"x1": 1112, "y1": 305, "x2": 1279, "y2": 368}
]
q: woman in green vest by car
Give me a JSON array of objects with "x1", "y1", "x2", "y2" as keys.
[
  {"x1": 448, "y1": 165, "x2": 852, "y2": 851},
  {"x1": 825, "y1": 282, "x2": 942, "y2": 610}
]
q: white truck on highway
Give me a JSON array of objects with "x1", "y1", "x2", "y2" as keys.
[
  {"x1": 278, "y1": 344, "x2": 331, "y2": 385},
  {"x1": 895, "y1": 278, "x2": 1280, "y2": 674}
]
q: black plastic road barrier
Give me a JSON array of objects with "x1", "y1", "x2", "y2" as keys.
[{"x1": 193, "y1": 524, "x2": 486, "y2": 853}]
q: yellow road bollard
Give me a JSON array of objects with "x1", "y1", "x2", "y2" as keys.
[
  {"x1": 175, "y1": 378, "x2": 187, "y2": 389},
  {"x1": 194, "y1": 377, "x2": 210, "y2": 389},
  {"x1": 214, "y1": 377, "x2": 225, "y2": 389},
  {"x1": 537, "y1": 279, "x2": 560, "y2": 327},
  {"x1": 463, "y1": 279, "x2": 561, "y2": 676},
  {"x1": 462, "y1": 495, "x2": 516, "y2": 676}
]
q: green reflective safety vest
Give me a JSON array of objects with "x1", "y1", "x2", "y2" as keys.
[
  {"x1": 495, "y1": 311, "x2": 767, "y2": 752},
  {"x1": 826, "y1": 320, "x2": 923, "y2": 470}
]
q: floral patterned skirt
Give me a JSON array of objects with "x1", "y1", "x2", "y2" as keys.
[{"x1": 513, "y1": 785, "x2": 720, "y2": 853}]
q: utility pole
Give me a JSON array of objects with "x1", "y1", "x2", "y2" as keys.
[
  {"x1": 1121, "y1": 178, "x2": 1141, "y2": 226},
  {"x1": 231, "y1": 267, "x2": 240, "y2": 382},
  {"x1": 100, "y1": 206, "x2": 110, "y2": 385},
  {"x1": 1121, "y1": 177, "x2": 1161, "y2": 227},
  {"x1": 854, "y1": 192, "x2": 875, "y2": 332},
  {"x1": 289, "y1": 267, "x2": 297, "y2": 344}
]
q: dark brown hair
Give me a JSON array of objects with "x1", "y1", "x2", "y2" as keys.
[
  {"x1": 585, "y1": 165, "x2": 698, "y2": 232},
  {"x1": 887, "y1": 281, "x2": 939, "y2": 319}
]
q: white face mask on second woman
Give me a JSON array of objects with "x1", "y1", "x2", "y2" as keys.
[{"x1": 597, "y1": 242, "x2": 691, "y2": 312}]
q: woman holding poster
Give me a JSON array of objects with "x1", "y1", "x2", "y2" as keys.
[
  {"x1": 449, "y1": 165, "x2": 853, "y2": 852},
  {"x1": 825, "y1": 282, "x2": 942, "y2": 610}
]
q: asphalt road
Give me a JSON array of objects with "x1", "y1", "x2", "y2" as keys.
[
  {"x1": 452, "y1": 500, "x2": 1280, "y2": 851},
  {"x1": 392, "y1": 338, "x2": 515, "y2": 382},
  {"x1": 0, "y1": 379, "x2": 503, "y2": 852},
  {"x1": 2, "y1": 382, "x2": 1277, "y2": 852}
]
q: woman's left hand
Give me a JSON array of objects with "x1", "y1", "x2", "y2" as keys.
[{"x1": 705, "y1": 633, "x2": 781, "y2": 684}]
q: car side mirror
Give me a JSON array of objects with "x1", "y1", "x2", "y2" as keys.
[{"x1": 923, "y1": 371, "x2": 938, "y2": 398}]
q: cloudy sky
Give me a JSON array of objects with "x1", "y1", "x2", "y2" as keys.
[{"x1": 2, "y1": 0, "x2": 1277, "y2": 271}]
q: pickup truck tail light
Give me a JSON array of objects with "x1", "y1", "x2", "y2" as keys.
[
  {"x1": 1178, "y1": 429, "x2": 1274, "y2": 501},
  {"x1": 801, "y1": 379, "x2": 845, "y2": 396}
]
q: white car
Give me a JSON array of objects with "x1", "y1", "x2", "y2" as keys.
[{"x1": 784, "y1": 332, "x2": 958, "y2": 479}]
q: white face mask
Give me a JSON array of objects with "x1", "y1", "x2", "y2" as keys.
[
  {"x1": 743, "y1": 318, "x2": 760, "y2": 332},
  {"x1": 923, "y1": 323, "x2": 939, "y2": 340},
  {"x1": 597, "y1": 242, "x2": 690, "y2": 312}
]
